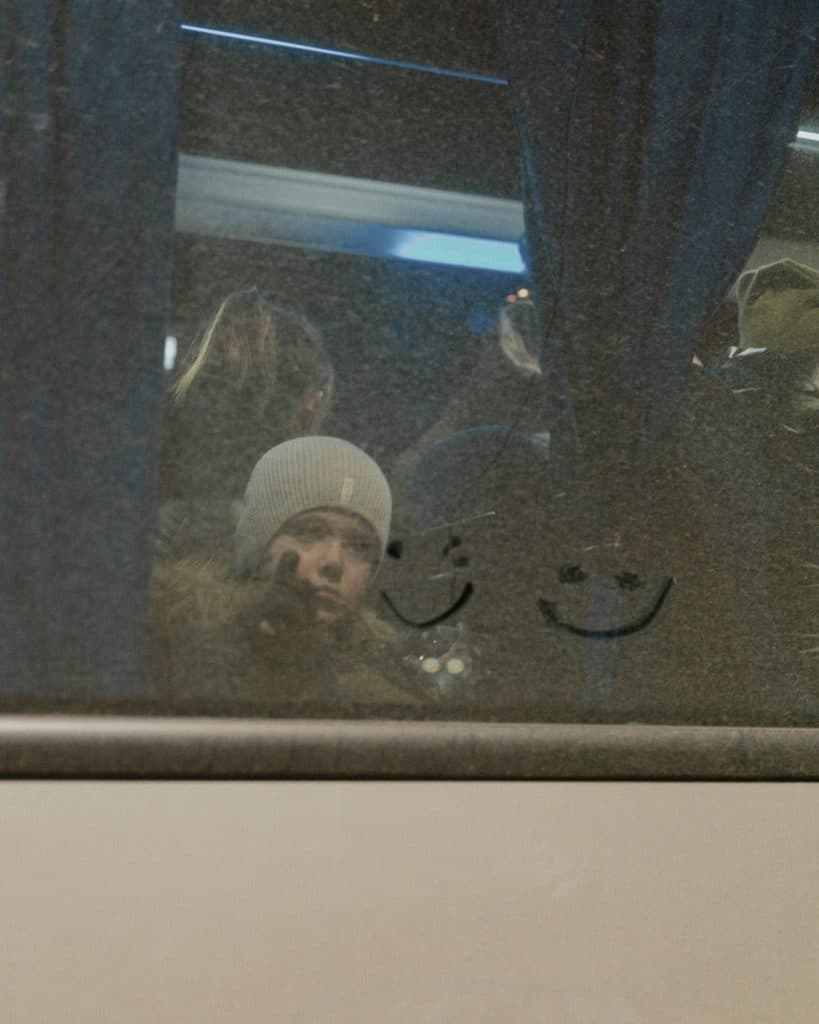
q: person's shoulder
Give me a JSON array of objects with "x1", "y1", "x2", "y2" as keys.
[
  {"x1": 149, "y1": 554, "x2": 267, "y2": 635},
  {"x1": 155, "y1": 497, "x2": 239, "y2": 564}
]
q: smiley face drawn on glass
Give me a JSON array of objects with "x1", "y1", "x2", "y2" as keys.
[
  {"x1": 381, "y1": 512, "x2": 673, "y2": 638},
  {"x1": 535, "y1": 541, "x2": 674, "y2": 640},
  {"x1": 379, "y1": 515, "x2": 491, "y2": 628}
]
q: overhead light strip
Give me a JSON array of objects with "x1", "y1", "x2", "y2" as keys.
[
  {"x1": 181, "y1": 23, "x2": 508, "y2": 85},
  {"x1": 175, "y1": 153, "x2": 524, "y2": 273}
]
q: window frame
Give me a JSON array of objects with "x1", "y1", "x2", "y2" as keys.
[{"x1": 1, "y1": 716, "x2": 817, "y2": 779}]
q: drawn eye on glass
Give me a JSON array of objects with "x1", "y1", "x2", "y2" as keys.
[
  {"x1": 615, "y1": 571, "x2": 643, "y2": 591},
  {"x1": 558, "y1": 564, "x2": 588, "y2": 584}
]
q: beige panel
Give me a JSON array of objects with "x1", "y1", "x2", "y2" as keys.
[{"x1": 1, "y1": 783, "x2": 817, "y2": 1023}]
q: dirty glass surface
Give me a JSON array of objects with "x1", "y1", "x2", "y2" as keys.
[
  {"x1": 145, "y1": 2, "x2": 819, "y2": 727},
  {"x1": 2, "y1": 2, "x2": 817, "y2": 739}
]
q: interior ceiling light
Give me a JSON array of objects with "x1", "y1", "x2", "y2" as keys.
[
  {"x1": 390, "y1": 231, "x2": 524, "y2": 273},
  {"x1": 176, "y1": 154, "x2": 525, "y2": 274},
  {"x1": 163, "y1": 335, "x2": 178, "y2": 371}
]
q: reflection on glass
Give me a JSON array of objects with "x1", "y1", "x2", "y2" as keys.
[
  {"x1": 151, "y1": 242, "x2": 817, "y2": 726},
  {"x1": 154, "y1": 13, "x2": 817, "y2": 726}
]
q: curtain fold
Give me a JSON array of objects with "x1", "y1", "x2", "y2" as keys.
[
  {"x1": 0, "y1": 2, "x2": 181, "y2": 697},
  {"x1": 498, "y1": 0, "x2": 818, "y2": 716},
  {"x1": 499, "y1": 0, "x2": 818, "y2": 491}
]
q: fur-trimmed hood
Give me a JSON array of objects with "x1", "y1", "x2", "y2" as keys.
[{"x1": 148, "y1": 554, "x2": 418, "y2": 708}]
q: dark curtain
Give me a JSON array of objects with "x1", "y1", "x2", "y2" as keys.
[
  {"x1": 0, "y1": 3, "x2": 181, "y2": 698},
  {"x1": 498, "y1": 1, "x2": 818, "y2": 719},
  {"x1": 498, "y1": 0, "x2": 818, "y2": 490}
]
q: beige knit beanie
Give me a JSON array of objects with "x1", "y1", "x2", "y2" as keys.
[
  {"x1": 235, "y1": 436, "x2": 392, "y2": 576},
  {"x1": 736, "y1": 258, "x2": 819, "y2": 353}
]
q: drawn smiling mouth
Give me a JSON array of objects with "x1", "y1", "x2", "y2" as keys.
[
  {"x1": 380, "y1": 582, "x2": 474, "y2": 628},
  {"x1": 537, "y1": 577, "x2": 675, "y2": 639}
]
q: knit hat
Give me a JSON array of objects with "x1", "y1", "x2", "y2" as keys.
[
  {"x1": 235, "y1": 436, "x2": 392, "y2": 576},
  {"x1": 736, "y1": 258, "x2": 819, "y2": 353}
]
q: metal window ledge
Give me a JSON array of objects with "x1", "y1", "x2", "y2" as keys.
[{"x1": 0, "y1": 716, "x2": 817, "y2": 779}]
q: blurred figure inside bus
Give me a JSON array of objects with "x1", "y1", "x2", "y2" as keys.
[{"x1": 158, "y1": 287, "x2": 334, "y2": 562}]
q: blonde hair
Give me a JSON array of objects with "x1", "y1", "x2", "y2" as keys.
[{"x1": 172, "y1": 288, "x2": 333, "y2": 424}]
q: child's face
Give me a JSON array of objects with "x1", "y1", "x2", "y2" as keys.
[{"x1": 258, "y1": 509, "x2": 379, "y2": 624}]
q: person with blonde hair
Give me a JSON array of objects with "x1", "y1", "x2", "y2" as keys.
[{"x1": 157, "y1": 287, "x2": 334, "y2": 560}]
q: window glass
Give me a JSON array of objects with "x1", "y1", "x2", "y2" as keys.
[{"x1": 3, "y1": 3, "x2": 817, "y2": 735}]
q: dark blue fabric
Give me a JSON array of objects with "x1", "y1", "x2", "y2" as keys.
[
  {"x1": 498, "y1": 1, "x2": 818, "y2": 719},
  {"x1": 498, "y1": 0, "x2": 818, "y2": 487},
  {"x1": 0, "y1": 3, "x2": 180, "y2": 697}
]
